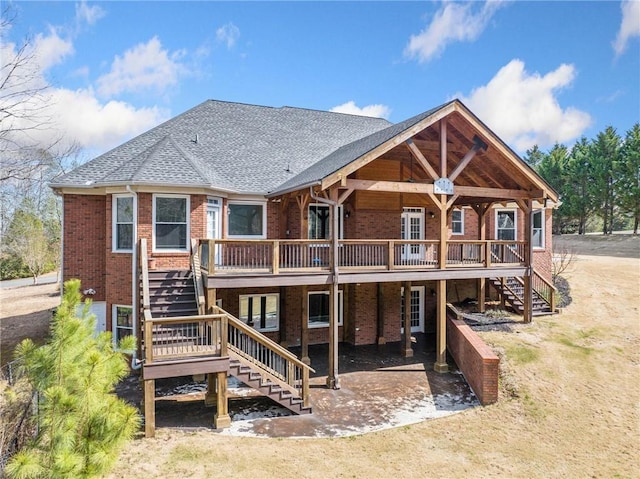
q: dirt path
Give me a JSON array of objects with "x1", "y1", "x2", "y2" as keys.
[
  {"x1": 106, "y1": 238, "x2": 639, "y2": 479},
  {"x1": 0, "y1": 283, "x2": 59, "y2": 364}
]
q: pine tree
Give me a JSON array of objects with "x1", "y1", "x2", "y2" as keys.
[
  {"x1": 5, "y1": 280, "x2": 140, "y2": 479},
  {"x1": 617, "y1": 124, "x2": 640, "y2": 234},
  {"x1": 590, "y1": 127, "x2": 622, "y2": 234}
]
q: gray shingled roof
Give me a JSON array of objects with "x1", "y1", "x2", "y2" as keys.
[
  {"x1": 269, "y1": 102, "x2": 451, "y2": 195},
  {"x1": 51, "y1": 100, "x2": 393, "y2": 194}
]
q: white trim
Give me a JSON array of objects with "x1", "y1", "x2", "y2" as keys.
[
  {"x1": 152, "y1": 194, "x2": 190, "y2": 252},
  {"x1": 308, "y1": 290, "x2": 343, "y2": 329},
  {"x1": 495, "y1": 208, "x2": 518, "y2": 241},
  {"x1": 227, "y1": 200, "x2": 267, "y2": 239},
  {"x1": 239, "y1": 293, "x2": 280, "y2": 332},
  {"x1": 112, "y1": 194, "x2": 134, "y2": 252},
  {"x1": 451, "y1": 208, "x2": 464, "y2": 235},
  {"x1": 532, "y1": 209, "x2": 545, "y2": 250},
  {"x1": 112, "y1": 304, "x2": 134, "y2": 350}
]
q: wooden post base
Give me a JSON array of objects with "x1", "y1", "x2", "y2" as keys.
[
  {"x1": 214, "y1": 413, "x2": 231, "y2": 429},
  {"x1": 433, "y1": 362, "x2": 449, "y2": 373},
  {"x1": 377, "y1": 337, "x2": 386, "y2": 345},
  {"x1": 326, "y1": 376, "x2": 340, "y2": 389},
  {"x1": 401, "y1": 348, "x2": 414, "y2": 358}
]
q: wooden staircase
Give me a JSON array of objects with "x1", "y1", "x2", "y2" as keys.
[
  {"x1": 147, "y1": 269, "x2": 199, "y2": 318},
  {"x1": 228, "y1": 354, "x2": 312, "y2": 414},
  {"x1": 140, "y1": 240, "x2": 313, "y2": 419},
  {"x1": 490, "y1": 276, "x2": 555, "y2": 317}
]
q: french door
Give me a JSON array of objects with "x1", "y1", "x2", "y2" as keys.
[
  {"x1": 401, "y1": 286, "x2": 425, "y2": 333},
  {"x1": 206, "y1": 197, "x2": 221, "y2": 265},
  {"x1": 400, "y1": 208, "x2": 424, "y2": 262}
]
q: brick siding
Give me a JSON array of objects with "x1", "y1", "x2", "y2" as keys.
[{"x1": 447, "y1": 317, "x2": 499, "y2": 405}]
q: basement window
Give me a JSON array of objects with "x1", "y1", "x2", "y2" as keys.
[
  {"x1": 308, "y1": 291, "x2": 343, "y2": 328},
  {"x1": 239, "y1": 294, "x2": 279, "y2": 332},
  {"x1": 153, "y1": 194, "x2": 189, "y2": 251},
  {"x1": 112, "y1": 305, "x2": 134, "y2": 349}
]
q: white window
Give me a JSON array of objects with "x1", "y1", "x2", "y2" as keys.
[
  {"x1": 153, "y1": 194, "x2": 189, "y2": 252},
  {"x1": 228, "y1": 201, "x2": 266, "y2": 238},
  {"x1": 532, "y1": 209, "x2": 545, "y2": 249},
  {"x1": 308, "y1": 290, "x2": 343, "y2": 328},
  {"x1": 496, "y1": 209, "x2": 517, "y2": 241},
  {"x1": 451, "y1": 209, "x2": 464, "y2": 235},
  {"x1": 239, "y1": 293, "x2": 279, "y2": 332},
  {"x1": 112, "y1": 305, "x2": 134, "y2": 349},
  {"x1": 112, "y1": 195, "x2": 134, "y2": 252},
  {"x1": 308, "y1": 204, "x2": 343, "y2": 240}
]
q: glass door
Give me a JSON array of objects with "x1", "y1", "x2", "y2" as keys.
[{"x1": 401, "y1": 208, "x2": 424, "y2": 262}]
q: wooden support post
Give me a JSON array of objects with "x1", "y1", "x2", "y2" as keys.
[
  {"x1": 144, "y1": 379, "x2": 155, "y2": 438},
  {"x1": 326, "y1": 282, "x2": 340, "y2": 389},
  {"x1": 523, "y1": 199, "x2": 534, "y2": 323},
  {"x1": 402, "y1": 281, "x2": 413, "y2": 357},
  {"x1": 204, "y1": 373, "x2": 216, "y2": 406},
  {"x1": 206, "y1": 287, "x2": 217, "y2": 314},
  {"x1": 272, "y1": 240, "x2": 280, "y2": 274},
  {"x1": 477, "y1": 278, "x2": 486, "y2": 313},
  {"x1": 213, "y1": 371, "x2": 231, "y2": 429},
  {"x1": 387, "y1": 240, "x2": 395, "y2": 270},
  {"x1": 477, "y1": 203, "x2": 488, "y2": 313},
  {"x1": 434, "y1": 279, "x2": 448, "y2": 373},
  {"x1": 438, "y1": 195, "x2": 448, "y2": 269},
  {"x1": 301, "y1": 285, "x2": 310, "y2": 365},
  {"x1": 377, "y1": 283, "x2": 386, "y2": 345},
  {"x1": 279, "y1": 286, "x2": 287, "y2": 346}
]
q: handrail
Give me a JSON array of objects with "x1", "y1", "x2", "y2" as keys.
[
  {"x1": 190, "y1": 239, "x2": 206, "y2": 315},
  {"x1": 140, "y1": 238, "x2": 150, "y2": 310},
  {"x1": 214, "y1": 306, "x2": 314, "y2": 373}
]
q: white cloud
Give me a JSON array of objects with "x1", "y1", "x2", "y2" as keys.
[
  {"x1": 613, "y1": 0, "x2": 640, "y2": 56},
  {"x1": 0, "y1": 33, "x2": 168, "y2": 156},
  {"x1": 96, "y1": 36, "x2": 187, "y2": 97},
  {"x1": 216, "y1": 22, "x2": 240, "y2": 49},
  {"x1": 404, "y1": 1, "x2": 506, "y2": 63},
  {"x1": 330, "y1": 101, "x2": 391, "y2": 119},
  {"x1": 75, "y1": 1, "x2": 106, "y2": 27},
  {"x1": 51, "y1": 88, "x2": 167, "y2": 150},
  {"x1": 457, "y1": 59, "x2": 592, "y2": 151},
  {"x1": 33, "y1": 28, "x2": 74, "y2": 71}
]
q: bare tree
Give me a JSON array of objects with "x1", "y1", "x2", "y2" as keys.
[{"x1": 552, "y1": 244, "x2": 576, "y2": 282}]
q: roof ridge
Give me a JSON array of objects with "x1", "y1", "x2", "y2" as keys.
[
  {"x1": 166, "y1": 136, "x2": 213, "y2": 186},
  {"x1": 130, "y1": 135, "x2": 172, "y2": 181}
]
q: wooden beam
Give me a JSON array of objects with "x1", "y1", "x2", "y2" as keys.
[
  {"x1": 405, "y1": 139, "x2": 439, "y2": 180},
  {"x1": 213, "y1": 371, "x2": 231, "y2": 429},
  {"x1": 326, "y1": 282, "x2": 340, "y2": 388},
  {"x1": 455, "y1": 185, "x2": 544, "y2": 200},
  {"x1": 346, "y1": 178, "x2": 434, "y2": 195},
  {"x1": 440, "y1": 119, "x2": 447, "y2": 177},
  {"x1": 438, "y1": 195, "x2": 447, "y2": 270},
  {"x1": 321, "y1": 102, "x2": 457, "y2": 190},
  {"x1": 338, "y1": 187, "x2": 354, "y2": 205},
  {"x1": 446, "y1": 194, "x2": 460, "y2": 211},
  {"x1": 449, "y1": 143, "x2": 481, "y2": 182}
]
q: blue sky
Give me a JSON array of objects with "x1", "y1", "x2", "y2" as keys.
[{"x1": 2, "y1": 1, "x2": 639, "y2": 160}]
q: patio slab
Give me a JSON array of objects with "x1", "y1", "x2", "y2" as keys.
[{"x1": 124, "y1": 337, "x2": 479, "y2": 438}]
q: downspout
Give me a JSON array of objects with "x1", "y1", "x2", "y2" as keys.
[
  {"x1": 53, "y1": 190, "x2": 64, "y2": 292},
  {"x1": 309, "y1": 186, "x2": 340, "y2": 389},
  {"x1": 126, "y1": 185, "x2": 142, "y2": 370}
]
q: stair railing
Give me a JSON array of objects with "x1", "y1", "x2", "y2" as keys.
[
  {"x1": 190, "y1": 239, "x2": 206, "y2": 315},
  {"x1": 214, "y1": 306, "x2": 315, "y2": 408},
  {"x1": 530, "y1": 270, "x2": 557, "y2": 311}
]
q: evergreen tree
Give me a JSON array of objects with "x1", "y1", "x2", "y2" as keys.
[
  {"x1": 536, "y1": 143, "x2": 569, "y2": 233},
  {"x1": 564, "y1": 137, "x2": 594, "y2": 234},
  {"x1": 590, "y1": 127, "x2": 622, "y2": 234},
  {"x1": 5, "y1": 280, "x2": 140, "y2": 479},
  {"x1": 617, "y1": 124, "x2": 640, "y2": 234}
]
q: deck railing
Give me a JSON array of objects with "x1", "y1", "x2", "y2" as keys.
[
  {"x1": 199, "y1": 239, "x2": 526, "y2": 275},
  {"x1": 530, "y1": 270, "x2": 557, "y2": 311}
]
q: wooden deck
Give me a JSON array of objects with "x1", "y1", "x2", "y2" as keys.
[{"x1": 198, "y1": 239, "x2": 528, "y2": 287}]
